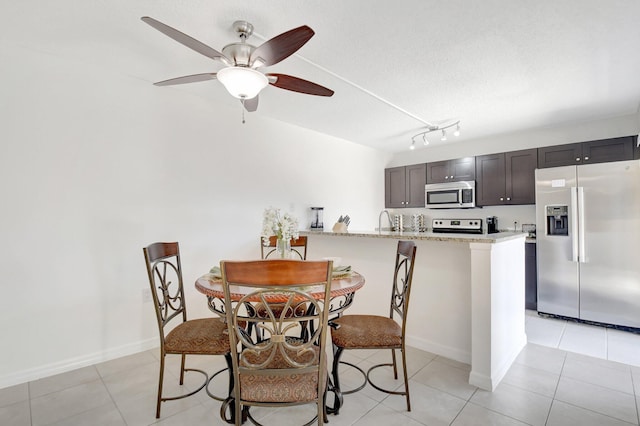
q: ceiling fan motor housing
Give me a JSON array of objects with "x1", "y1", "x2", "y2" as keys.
[{"x1": 222, "y1": 43, "x2": 255, "y2": 67}]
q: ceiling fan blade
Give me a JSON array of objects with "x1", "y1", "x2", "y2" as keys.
[
  {"x1": 267, "y1": 73, "x2": 334, "y2": 96},
  {"x1": 250, "y1": 25, "x2": 314, "y2": 67},
  {"x1": 153, "y1": 73, "x2": 217, "y2": 86},
  {"x1": 141, "y1": 17, "x2": 230, "y2": 64},
  {"x1": 242, "y1": 96, "x2": 259, "y2": 112}
]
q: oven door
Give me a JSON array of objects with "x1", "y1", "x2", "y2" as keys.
[{"x1": 425, "y1": 181, "x2": 476, "y2": 208}]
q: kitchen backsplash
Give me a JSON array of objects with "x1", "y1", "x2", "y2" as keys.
[{"x1": 387, "y1": 204, "x2": 536, "y2": 232}]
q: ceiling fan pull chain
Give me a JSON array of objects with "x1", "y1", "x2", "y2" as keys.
[{"x1": 241, "y1": 98, "x2": 246, "y2": 124}]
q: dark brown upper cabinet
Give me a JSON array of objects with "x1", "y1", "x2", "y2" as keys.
[
  {"x1": 538, "y1": 136, "x2": 636, "y2": 168},
  {"x1": 385, "y1": 163, "x2": 427, "y2": 208},
  {"x1": 476, "y1": 148, "x2": 537, "y2": 206},
  {"x1": 426, "y1": 157, "x2": 475, "y2": 183}
]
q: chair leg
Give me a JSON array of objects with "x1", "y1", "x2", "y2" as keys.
[
  {"x1": 156, "y1": 355, "x2": 165, "y2": 419},
  {"x1": 224, "y1": 353, "x2": 234, "y2": 397},
  {"x1": 329, "y1": 346, "x2": 345, "y2": 415},
  {"x1": 391, "y1": 348, "x2": 399, "y2": 380},
  {"x1": 401, "y1": 347, "x2": 411, "y2": 412},
  {"x1": 179, "y1": 353, "x2": 186, "y2": 385}
]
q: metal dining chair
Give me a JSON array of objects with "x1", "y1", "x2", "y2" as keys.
[
  {"x1": 143, "y1": 242, "x2": 232, "y2": 418},
  {"x1": 261, "y1": 235, "x2": 308, "y2": 260},
  {"x1": 219, "y1": 259, "x2": 333, "y2": 425},
  {"x1": 256, "y1": 235, "x2": 310, "y2": 341},
  {"x1": 329, "y1": 240, "x2": 417, "y2": 413}
]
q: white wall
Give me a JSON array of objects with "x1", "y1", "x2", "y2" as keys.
[{"x1": 0, "y1": 42, "x2": 391, "y2": 388}]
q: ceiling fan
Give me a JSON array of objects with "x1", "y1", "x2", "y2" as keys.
[{"x1": 141, "y1": 17, "x2": 334, "y2": 112}]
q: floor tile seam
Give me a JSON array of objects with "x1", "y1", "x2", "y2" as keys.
[
  {"x1": 26, "y1": 365, "x2": 103, "y2": 400},
  {"x1": 551, "y1": 398, "x2": 640, "y2": 425},
  {"x1": 631, "y1": 370, "x2": 640, "y2": 425},
  {"x1": 45, "y1": 401, "x2": 125, "y2": 426},
  {"x1": 98, "y1": 368, "x2": 129, "y2": 426},
  {"x1": 463, "y1": 400, "x2": 537, "y2": 426},
  {"x1": 499, "y1": 378, "x2": 557, "y2": 400},
  {"x1": 431, "y1": 356, "x2": 472, "y2": 373},
  {"x1": 558, "y1": 372, "x2": 634, "y2": 396},
  {"x1": 509, "y1": 360, "x2": 564, "y2": 381},
  {"x1": 553, "y1": 389, "x2": 638, "y2": 423},
  {"x1": 376, "y1": 397, "x2": 429, "y2": 426},
  {"x1": 558, "y1": 372, "x2": 636, "y2": 397},
  {"x1": 412, "y1": 379, "x2": 475, "y2": 403},
  {"x1": 406, "y1": 356, "x2": 437, "y2": 380},
  {"x1": 564, "y1": 352, "x2": 633, "y2": 373},
  {"x1": 556, "y1": 320, "x2": 568, "y2": 348},
  {"x1": 447, "y1": 399, "x2": 470, "y2": 426}
]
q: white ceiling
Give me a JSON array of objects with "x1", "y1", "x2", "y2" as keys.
[{"x1": 3, "y1": 0, "x2": 640, "y2": 153}]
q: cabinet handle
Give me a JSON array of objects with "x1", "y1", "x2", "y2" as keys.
[
  {"x1": 500, "y1": 197, "x2": 504, "y2": 201},
  {"x1": 445, "y1": 176, "x2": 449, "y2": 179},
  {"x1": 576, "y1": 157, "x2": 581, "y2": 162},
  {"x1": 584, "y1": 156, "x2": 589, "y2": 161},
  {"x1": 507, "y1": 197, "x2": 511, "y2": 201},
  {"x1": 450, "y1": 175, "x2": 454, "y2": 179}
]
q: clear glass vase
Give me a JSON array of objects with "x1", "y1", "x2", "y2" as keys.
[{"x1": 276, "y1": 237, "x2": 292, "y2": 259}]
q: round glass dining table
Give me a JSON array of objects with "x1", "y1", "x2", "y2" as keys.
[{"x1": 195, "y1": 271, "x2": 365, "y2": 317}]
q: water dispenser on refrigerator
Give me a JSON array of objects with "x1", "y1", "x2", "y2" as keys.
[{"x1": 546, "y1": 205, "x2": 568, "y2": 236}]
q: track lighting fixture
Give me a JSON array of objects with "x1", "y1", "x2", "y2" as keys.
[{"x1": 408, "y1": 119, "x2": 461, "y2": 150}]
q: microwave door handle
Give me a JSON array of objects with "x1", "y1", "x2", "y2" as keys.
[
  {"x1": 570, "y1": 187, "x2": 579, "y2": 262},
  {"x1": 458, "y1": 189, "x2": 463, "y2": 205}
]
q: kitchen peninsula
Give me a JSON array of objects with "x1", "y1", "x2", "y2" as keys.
[{"x1": 300, "y1": 229, "x2": 527, "y2": 391}]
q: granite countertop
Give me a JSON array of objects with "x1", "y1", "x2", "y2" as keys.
[{"x1": 300, "y1": 229, "x2": 528, "y2": 244}]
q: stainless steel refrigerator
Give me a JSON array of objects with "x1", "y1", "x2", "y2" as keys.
[{"x1": 535, "y1": 159, "x2": 640, "y2": 328}]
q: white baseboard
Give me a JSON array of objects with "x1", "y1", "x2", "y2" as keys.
[
  {"x1": 406, "y1": 335, "x2": 471, "y2": 365},
  {"x1": 0, "y1": 337, "x2": 158, "y2": 390}
]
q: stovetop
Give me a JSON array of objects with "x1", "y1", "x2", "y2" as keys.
[{"x1": 432, "y1": 218, "x2": 483, "y2": 234}]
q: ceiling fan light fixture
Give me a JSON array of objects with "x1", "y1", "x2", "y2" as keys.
[
  {"x1": 453, "y1": 124, "x2": 461, "y2": 137},
  {"x1": 440, "y1": 129, "x2": 447, "y2": 141},
  {"x1": 217, "y1": 66, "x2": 268, "y2": 99}
]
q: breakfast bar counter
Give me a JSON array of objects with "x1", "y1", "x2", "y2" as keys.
[{"x1": 300, "y1": 229, "x2": 528, "y2": 391}]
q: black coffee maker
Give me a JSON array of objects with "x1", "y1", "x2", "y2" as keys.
[{"x1": 486, "y1": 216, "x2": 498, "y2": 234}]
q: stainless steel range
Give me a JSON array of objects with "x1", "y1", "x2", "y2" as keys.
[{"x1": 432, "y1": 218, "x2": 483, "y2": 234}]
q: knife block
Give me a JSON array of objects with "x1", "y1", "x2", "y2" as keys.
[{"x1": 332, "y1": 222, "x2": 348, "y2": 233}]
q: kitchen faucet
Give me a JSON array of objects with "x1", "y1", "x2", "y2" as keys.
[{"x1": 378, "y1": 210, "x2": 393, "y2": 233}]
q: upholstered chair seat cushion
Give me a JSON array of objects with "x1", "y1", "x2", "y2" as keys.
[
  {"x1": 239, "y1": 344, "x2": 324, "y2": 403},
  {"x1": 165, "y1": 317, "x2": 230, "y2": 355},
  {"x1": 331, "y1": 315, "x2": 402, "y2": 349}
]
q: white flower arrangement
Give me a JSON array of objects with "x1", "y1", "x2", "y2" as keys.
[{"x1": 261, "y1": 207, "x2": 300, "y2": 245}]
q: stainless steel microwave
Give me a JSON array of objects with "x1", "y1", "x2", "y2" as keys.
[{"x1": 425, "y1": 181, "x2": 476, "y2": 209}]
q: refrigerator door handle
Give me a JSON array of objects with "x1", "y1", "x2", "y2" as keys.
[
  {"x1": 570, "y1": 187, "x2": 579, "y2": 262},
  {"x1": 577, "y1": 186, "x2": 586, "y2": 263}
]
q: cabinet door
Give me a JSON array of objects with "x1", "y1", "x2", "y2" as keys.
[
  {"x1": 582, "y1": 136, "x2": 635, "y2": 164},
  {"x1": 385, "y1": 167, "x2": 406, "y2": 208},
  {"x1": 426, "y1": 161, "x2": 450, "y2": 183},
  {"x1": 450, "y1": 157, "x2": 476, "y2": 181},
  {"x1": 537, "y1": 143, "x2": 582, "y2": 168},
  {"x1": 525, "y1": 242, "x2": 537, "y2": 310},
  {"x1": 475, "y1": 153, "x2": 505, "y2": 206},
  {"x1": 405, "y1": 163, "x2": 427, "y2": 207},
  {"x1": 505, "y1": 148, "x2": 537, "y2": 204}
]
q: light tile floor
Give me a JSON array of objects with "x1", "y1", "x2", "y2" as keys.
[{"x1": 3, "y1": 311, "x2": 640, "y2": 425}]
